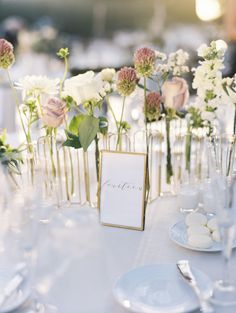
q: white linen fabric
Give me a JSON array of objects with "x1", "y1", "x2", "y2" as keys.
[{"x1": 11, "y1": 198, "x2": 236, "y2": 313}]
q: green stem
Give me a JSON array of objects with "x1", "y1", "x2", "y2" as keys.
[
  {"x1": 60, "y1": 56, "x2": 68, "y2": 97},
  {"x1": 144, "y1": 77, "x2": 149, "y2": 154},
  {"x1": 144, "y1": 77, "x2": 150, "y2": 200},
  {"x1": 95, "y1": 135, "x2": 99, "y2": 182},
  {"x1": 64, "y1": 118, "x2": 74, "y2": 196},
  {"x1": 185, "y1": 123, "x2": 192, "y2": 174},
  {"x1": 63, "y1": 146, "x2": 70, "y2": 201},
  {"x1": 116, "y1": 96, "x2": 126, "y2": 151},
  {"x1": 166, "y1": 118, "x2": 173, "y2": 184},
  {"x1": 226, "y1": 105, "x2": 236, "y2": 177},
  {"x1": 47, "y1": 129, "x2": 56, "y2": 178},
  {"x1": 233, "y1": 104, "x2": 236, "y2": 135},
  {"x1": 7, "y1": 69, "x2": 35, "y2": 182},
  {"x1": 106, "y1": 96, "x2": 119, "y2": 134}
]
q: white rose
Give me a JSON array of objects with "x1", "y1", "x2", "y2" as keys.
[
  {"x1": 100, "y1": 68, "x2": 116, "y2": 82},
  {"x1": 64, "y1": 71, "x2": 104, "y2": 104}
]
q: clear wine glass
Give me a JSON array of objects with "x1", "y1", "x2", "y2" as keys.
[
  {"x1": 210, "y1": 173, "x2": 236, "y2": 306},
  {"x1": 7, "y1": 163, "x2": 60, "y2": 312}
]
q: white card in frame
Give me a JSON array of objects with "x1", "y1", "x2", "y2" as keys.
[{"x1": 98, "y1": 150, "x2": 147, "y2": 231}]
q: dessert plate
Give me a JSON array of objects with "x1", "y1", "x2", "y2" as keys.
[
  {"x1": 113, "y1": 264, "x2": 213, "y2": 313},
  {"x1": 0, "y1": 265, "x2": 30, "y2": 313},
  {"x1": 169, "y1": 220, "x2": 236, "y2": 252}
]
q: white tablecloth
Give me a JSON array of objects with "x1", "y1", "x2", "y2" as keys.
[{"x1": 14, "y1": 197, "x2": 236, "y2": 313}]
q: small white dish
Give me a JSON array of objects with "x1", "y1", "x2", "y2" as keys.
[
  {"x1": 113, "y1": 264, "x2": 213, "y2": 313},
  {"x1": 169, "y1": 220, "x2": 236, "y2": 252},
  {"x1": 0, "y1": 266, "x2": 30, "y2": 313}
]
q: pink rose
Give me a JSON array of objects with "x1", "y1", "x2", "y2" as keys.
[
  {"x1": 42, "y1": 97, "x2": 66, "y2": 128},
  {"x1": 161, "y1": 77, "x2": 189, "y2": 110}
]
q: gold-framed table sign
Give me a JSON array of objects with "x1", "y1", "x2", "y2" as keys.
[{"x1": 98, "y1": 150, "x2": 147, "y2": 231}]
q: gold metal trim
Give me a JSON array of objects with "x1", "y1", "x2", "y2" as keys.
[{"x1": 98, "y1": 150, "x2": 147, "y2": 231}]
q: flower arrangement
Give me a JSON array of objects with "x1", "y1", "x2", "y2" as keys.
[
  {"x1": 1, "y1": 36, "x2": 236, "y2": 203},
  {"x1": 133, "y1": 47, "x2": 190, "y2": 185},
  {"x1": 189, "y1": 40, "x2": 227, "y2": 135},
  {"x1": 186, "y1": 40, "x2": 231, "y2": 175}
]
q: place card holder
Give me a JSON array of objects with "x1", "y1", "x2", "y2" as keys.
[{"x1": 98, "y1": 150, "x2": 147, "y2": 231}]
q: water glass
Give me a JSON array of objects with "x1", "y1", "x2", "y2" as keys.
[
  {"x1": 210, "y1": 174, "x2": 236, "y2": 306},
  {"x1": 178, "y1": 182, "x2": 199, "y2": 213}
]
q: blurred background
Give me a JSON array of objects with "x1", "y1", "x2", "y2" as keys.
[
  {"x1": 0, "y1": 0, "x2": 228, "y2": 71},
  {"x1": 0, "y1": 0, "x2": 235, "y2": 131}
]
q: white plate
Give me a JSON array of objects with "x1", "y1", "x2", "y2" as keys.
[
  {"x1": 113, "y1": 264, "x2": 213, "y2": 313},
  {"x1": 0, "y1": 266, "x2": 30, "y2": 313},
  {"x1": 169, "y1": 220, "x2": 236, "y2": 252}
]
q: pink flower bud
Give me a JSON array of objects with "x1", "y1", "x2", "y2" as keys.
[
  {"x1": 134, "y1": 47, "x2": 156, "y2": 77},
  {"x1": 145, "y1": 91, "x2": 162, "y2": 122},
  {"x1": 116, "y1": 67, "x2": 138, "y2": 96},
  {"x1": 0, "y1": 38, "x2": 15, "y2": 69}
]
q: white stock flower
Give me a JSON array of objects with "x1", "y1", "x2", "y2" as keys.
[
  {"x1": 197, "y1": 40, "x2": 227, "y2": 60},
  {"x1": 222, "y1": 77, "x2": 234, "y2": 86},
  {"x1": 166, "y1": 49, "x2": 189, "y2": 76},
  {"x1": 170, "y1": 49, "x2": 189, "y2": 66},
  {"x1": 226, "y1": 87, "x2": 236, "y2": 103},
  {"x1": 15, "y1": 75, "x2": 60, "y2": 100},
  {"x1": 155, "y1": 51, "x2": 167, "y2": 61},
  {"x1": 156, "y1": 63, "x2": 170, "y2": 74},
  {"x1": 64, "y1": 71, "x2": 104, "y2": 104},
  {"x1": 215, "y1": 40, "x2": 228, "y2": 55},
  {"x1": 197, "y1": 44, "x2": 209, "y2": 58}
]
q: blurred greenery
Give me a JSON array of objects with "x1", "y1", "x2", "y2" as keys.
[{"x1": 0, "y1": 0, "x2": 200, "y2": 37}]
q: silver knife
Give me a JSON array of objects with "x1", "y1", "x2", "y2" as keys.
[
  {"x1": 177, "y1": 260, "x2": 213, "y2": 313},
  {"x1": 0, "y1": 263, "x2": 27, "y2": 308}
]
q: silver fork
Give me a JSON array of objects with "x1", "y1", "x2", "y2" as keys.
[{"x1": 177, "y1": 260, "x2": 214, "y2": 313}]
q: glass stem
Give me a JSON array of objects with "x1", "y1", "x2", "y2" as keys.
[{"x1": 222, "y1": 253, "x2": 230, "y2": 286}]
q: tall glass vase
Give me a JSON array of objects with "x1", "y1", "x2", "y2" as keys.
[
  {"x1": 207, "y1": 134, "x2": 236, "y2": 178},
  {"x1": 37, "y1": 135, "x2": 79, "y2": 207},
  {"x1": 148, "y1": 130, "x2": 164, "y2": 201},
  {"x1": 165, "y1": 117, "x2": 173, "y2": 185}
]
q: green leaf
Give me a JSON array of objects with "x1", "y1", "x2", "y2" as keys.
[
  {"x1": 69, "y1": 115, "x2": 84, "y2": 135},
  {"x1": 63, "y1": 131, "x2": 82, "y2": 149},
  {"x1": 78, "y1": 115, "x2": 99, "y2": 151},
  {"x1": 99, "y1": 116, "x2": 108, "y2": 135}
]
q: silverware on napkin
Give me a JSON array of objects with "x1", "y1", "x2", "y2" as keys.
[
  {"x1": 0, "y1": 262, "x2": 27, "y2": 309},
  {"x1": 177, "y1": 260, "x2": 213, "y2": 313}
]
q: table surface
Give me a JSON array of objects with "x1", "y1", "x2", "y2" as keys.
[{"x1": 8, "y1": 196, "x2": 236, "y2": 313}]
